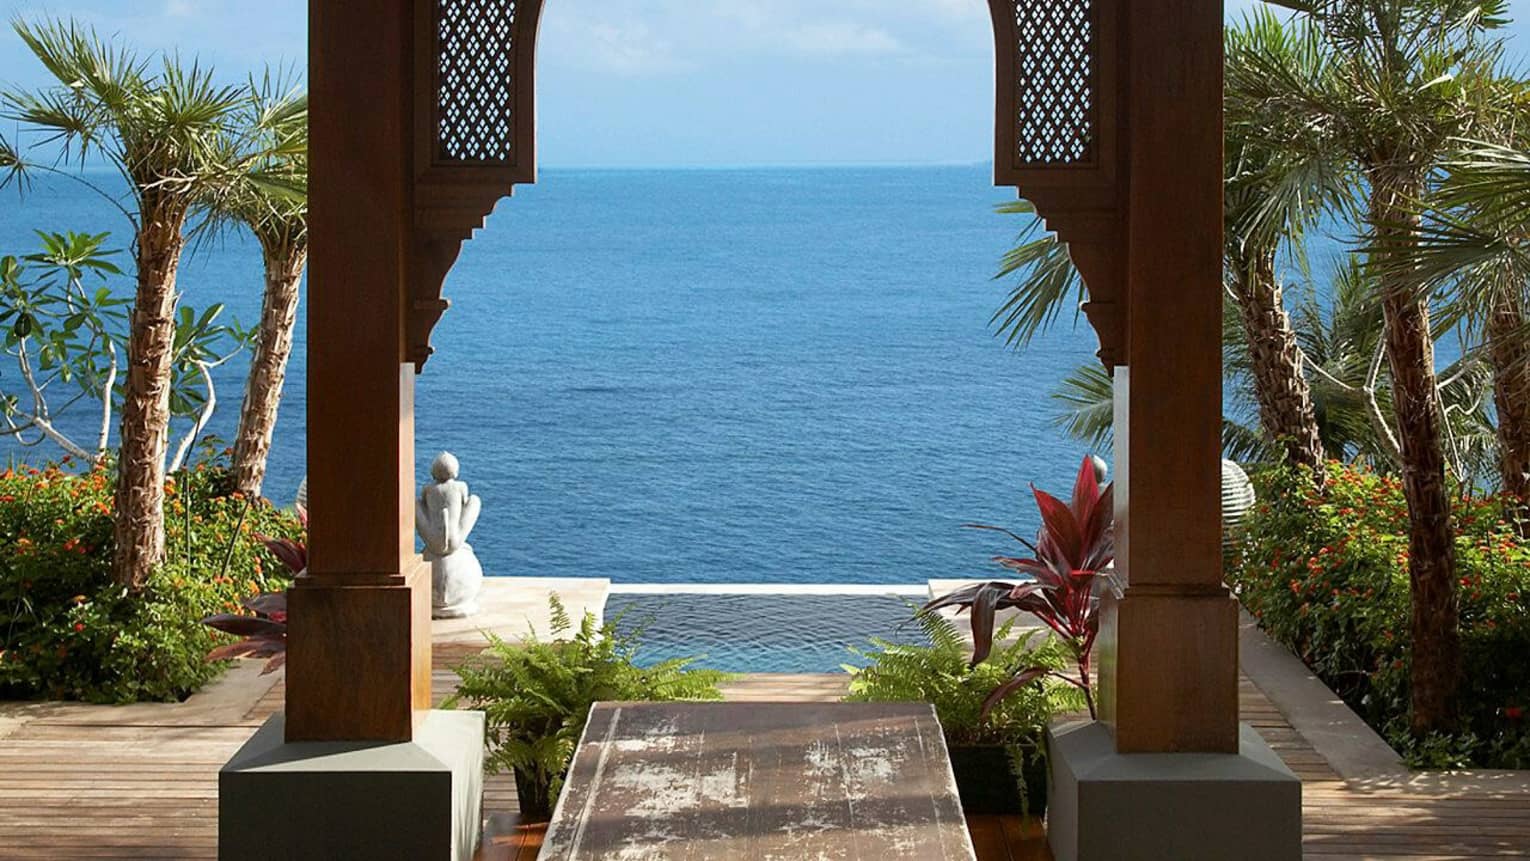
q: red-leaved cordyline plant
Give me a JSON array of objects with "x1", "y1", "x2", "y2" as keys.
[
  {"x1": 922, "y1": 456, "x2": 1115, "y2": 719},
  {"x1": 201, "y1": 506, "x2": 306, "y2": 674}
]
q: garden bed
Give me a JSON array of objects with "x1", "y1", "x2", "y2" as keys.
[{"x1": 1228, "y1": 462, "x2": 1530, "y2": 770}]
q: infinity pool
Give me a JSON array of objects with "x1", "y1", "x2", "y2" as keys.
[{"x1": 603, "y1": 590, "x2": 933, "y2": 674}]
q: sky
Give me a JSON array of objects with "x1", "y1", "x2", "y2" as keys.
[{"x1": 1, "y1": 0, "x2": 1528, "y2": 167}]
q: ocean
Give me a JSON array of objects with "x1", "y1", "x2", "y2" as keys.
[{"x1": 1, "y1": 164, "x2": 1107, "y2": 585}]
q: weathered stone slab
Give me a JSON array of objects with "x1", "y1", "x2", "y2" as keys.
[{"x1": 541, "y1": 701, "x2": 976, "y2": 860}]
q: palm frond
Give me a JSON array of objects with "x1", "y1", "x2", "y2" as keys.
[
  {"x1": 990, "y1": 200, "x2": 1086, "y2": 349},
  {"x1": 1049, "y1": 362, "x2": 1113, "y2": 450}
]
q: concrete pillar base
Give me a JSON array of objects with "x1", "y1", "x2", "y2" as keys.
[
  {"x1": 219, "y1": 710, "x2": 485, "y2": 861},
  {"x1": 1046, "y1": 720, "x2": 1301, "y2": 861}
]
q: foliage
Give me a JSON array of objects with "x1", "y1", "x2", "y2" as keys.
[
  {"x1": 989, "y1": 200, "x2": 1086, "y2": 350},
  {"x1": 203, "y1": 68, "x2": 308, "y2": 247},
  {"x1": 3, "y1": 17, "x2": 295, "y2": 589},
  {"x1": 200, "y1": 508, "x2": 304, "y2": 674},
  {"x1": 0, "y1": 454, "x2": 302, "y2": 702},
  {"x1": 0, "y1": 231, "x2": 248, "y2": 467},
  {"x1": 2, "y1": 19, "x2": 256, "y2": 205},
  {"x1": 845, "y1": 610, "x2": 1081, "y2": 746},
  {"x1": 444, "y1": 597, "x2": 731, "y2": 818},
  {"x1": 0, "y1": 232, "x2": 127, "y2": 461},
  {"x1": 1228, "y1": 461, "x2": 1530, "y2": 768},
  {"x1": 846, "y1": 610, "x2": 1079, "y2": 815},
  {"x1": 923, "y1": 456, "x2": 1114, "y2": 718}
]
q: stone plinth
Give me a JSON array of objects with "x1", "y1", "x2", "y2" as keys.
[
  {"x1": 220, "y1": 710, "x2": 485, "y2": 861},
  {"x1": 1047, "y1": 720, "x2": 1301, "y2": 861}
]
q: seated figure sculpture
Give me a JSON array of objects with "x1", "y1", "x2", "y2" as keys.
[{"x1": 416, "y1": 451, "x2": 484, "y2": 618}]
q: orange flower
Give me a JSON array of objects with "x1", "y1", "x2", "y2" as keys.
[{"x1": 71, "y1": 594, "x2": 86, "y2": 605}]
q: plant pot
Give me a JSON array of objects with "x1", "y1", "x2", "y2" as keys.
[
  {"x1": 513, "y1": 767, "x2": 554, "y2": 822},
  {"x1": 947, "y1": 744, "x2": 1048, "y2": 816}
]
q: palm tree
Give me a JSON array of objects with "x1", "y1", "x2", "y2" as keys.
[
  {"x1": 206, "y1": 72, "x2": 308, "y2": 498},
  {"x1": 1227, "y1": 0, "x2": 1508, "y2": 731},
  {"x1": 1292, "y1": 257, "x2": 1498, "y2": 478},
  {"x1": 1223, "y1": 11, "x2": 1350, "y2": 476},
  {"x1": 1399, "y1": 135, "x2": 1530, "y2": 534},
  {"x1": 1054, "y1": 254, "x2": 1499, "y2": 481},
  {"x1": 3, "y1": 19, "x2": 250, "y2": 589}
]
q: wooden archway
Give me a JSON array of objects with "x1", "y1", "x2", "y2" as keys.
[
  {"x1": 296, "y1": 0, "x2": 1235, "y2": 763},
  {"x1": 403, "y1": 0, "x2": 1130, "y2": 370}
]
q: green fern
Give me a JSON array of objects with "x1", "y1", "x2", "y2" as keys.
[
  {"x1": 443, "y1": 594, "x2": 732, "y2": 815},
  {"x1": 845, "y1": 608, "x2": 1083, "y2": 746}
]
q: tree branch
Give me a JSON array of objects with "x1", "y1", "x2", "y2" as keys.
[
  {"x1": 95, "y1": 342, "x2": 117, "y2": 461},
  {"x1": 13, "y1": 339, "x2": 92, "y2": 461},
  {"x1": 167, "y1": 360, "x2": 216, "y2": 473}
]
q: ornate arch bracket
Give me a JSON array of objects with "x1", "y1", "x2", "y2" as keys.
[
  {"x1": 409, "y1": 0, "x2": 545, "y2": 370},
  {"x1": 988, "y1": 0, "x2": 1126, "y2": 368}
]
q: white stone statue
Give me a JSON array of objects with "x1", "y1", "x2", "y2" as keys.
[{"x1": 416, "y1": 452, "x2": 484, "y2": 618}]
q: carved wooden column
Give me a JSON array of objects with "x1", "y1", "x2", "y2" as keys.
[
  {"x1": 992, "y1": 2, "x2": 1301, "y2": 857},
  {"x1": 1097, "y1": 0, "x2": 1240, "y2": 755},
  {"x1": 219, "y1": 3, "x2": 513, "y2": 857},
  {"x1": 987, "y1": 0, "x2": 1235, "y2": 757},
  {"x1": 286, "y1": 0, "x2": 430, "y2": 744}
]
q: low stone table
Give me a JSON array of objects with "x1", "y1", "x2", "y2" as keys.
[{"x1": 541, "y1": 701, "x2": 977, "y2": 860}]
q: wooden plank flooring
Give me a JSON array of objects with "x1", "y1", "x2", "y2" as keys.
[{"x1": 0, "y1": 657, "x2": 1525, "y2": 859}]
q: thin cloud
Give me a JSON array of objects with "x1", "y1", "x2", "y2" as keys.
[
  {"x1": 546, "y1": 17, "x2": 694, "y2": 77},
  {"x1": 783, "y1": 22, "x2": 904, "y2": 57}
]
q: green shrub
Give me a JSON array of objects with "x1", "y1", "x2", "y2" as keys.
[
  {"x1": 845, "y1": 610, "x2": 1081, "y2": 746},
  {"x1": 1229, "y1": 461, "x2": 1530, "y2": 768},
  {"x1": 444, "y1": 596, "x2": 732, "y2": 820},
  {"x1": 0, "y1": 455, "x2": 302, "y2": 703},
  {"x1": 845, "y1": 610, "x2": 1081, "y2": 815}
]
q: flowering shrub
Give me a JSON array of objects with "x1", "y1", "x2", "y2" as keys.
[
  {"x1": 1229, "y1": 461, "x2": 1530, "y2": 768},
  {"x1": 0, "y1": 456, "x2": 303, "y2": 703}
]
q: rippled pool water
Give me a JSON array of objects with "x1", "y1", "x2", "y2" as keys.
[{"x1": 604, "y1": 592, "x2": 933, "y2": 674}]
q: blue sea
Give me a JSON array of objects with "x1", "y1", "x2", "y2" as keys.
[{"x1": 1, "y1": 165, "x2": 1107, "y2": 585}]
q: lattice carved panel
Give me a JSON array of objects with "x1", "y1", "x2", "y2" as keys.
[
  {"x1": 1012, "y1": 0, "x2": 1094, "y2": 167},
  {"x1": 437, "y1": 0, "x2": 517, "y2": 163}
]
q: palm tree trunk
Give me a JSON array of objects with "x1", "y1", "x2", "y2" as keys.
[
  {"x1": 231, "y1": 241, "x2": 307, "y2": 497},
  {"x1": 1371, "y1": 170, "x2": 1460, "y2": 734},
  {"x1": 1230, "y1": 245, "x2": 1327, "y2": 475},
  {"x1": 112, "y1": 193, "x2": 189, "y2": 589},
  {"x1": 1487, "y1": 281, "x2": 1530, "y2": 535}
]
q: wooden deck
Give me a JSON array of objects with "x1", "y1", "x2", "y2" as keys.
[{"x1": 1, "y1": 655, "x2": 1527, "y2": 859}]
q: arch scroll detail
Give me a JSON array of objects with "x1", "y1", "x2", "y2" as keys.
[
  {"x1": 409, "y1": 0, "x2": 544, "y2": 369},
  {"x1": 987, "y1": 0, "x2": 1127, "y2": 368}
]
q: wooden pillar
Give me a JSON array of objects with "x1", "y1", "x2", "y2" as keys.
[
  {"x1": 287, "y1": 0, "x2": 432, "y2": 743},
  {"x1": 1095, "y1": 0, "x2": 1239, "y2": 754}
]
